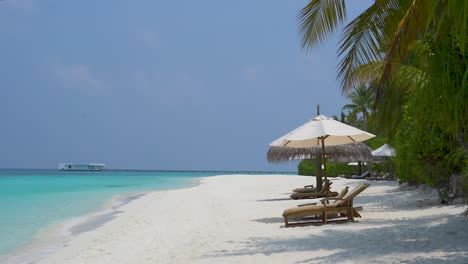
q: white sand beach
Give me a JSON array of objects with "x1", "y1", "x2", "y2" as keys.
[{"x1": 35, "y1": 175, "x2": 468, "y2": 264}]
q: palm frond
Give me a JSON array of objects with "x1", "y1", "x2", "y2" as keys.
[
  {"x1": 424, "y1": 33, "x2": 468, "y2": 139},
  {"x1": 337, "y1": 0, "x2": 398, "y2": 94},
  {"x1": 379, "y1": 0, "x2": 432, "y2": 100},
  {"x1": 341, "y1": 104, "x2": 356, "y2": 112},
  {"x1": 298, "y1": 0, "x2": 347, "y2": 51},
  {"x1": 375, "y1": 63, "x2": 428, "y2": 137},
  {"x1": 351, "y1": 61, "x2": 385, "y2": 85},
  {"x1": 445, "y1": 0, "x2": 468, "y2": 55}
]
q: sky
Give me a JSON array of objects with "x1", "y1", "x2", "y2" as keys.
[{"x1": 1, "y1": 0, "x2": 373, "y2": 171}]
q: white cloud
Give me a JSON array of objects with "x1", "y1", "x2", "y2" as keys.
[
  {"x1": 241, "y1": 65, "x2": 263, "y2": 80},
  {"x1": 48, "y1": 59, "x2": 105, "y2": 95},
  {"x1": 130, "y1": 70, "x2": 205, "y2": 107},
  {"x1": 136, "y1": 27, "x2": 163, "y2": 49}
]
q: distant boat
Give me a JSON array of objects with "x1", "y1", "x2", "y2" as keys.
[{"x1": 58, "y1": 163, "x2": 105, "y2": 171}]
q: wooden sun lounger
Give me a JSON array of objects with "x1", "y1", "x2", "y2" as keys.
[
  {"x1": 292, "y1": 179, "x2": 331, "y2": 193},
  {"x1": 293, "y1": 185, "x2": 316, "y2": 193},
  {"x1": 283, "y1": 184, "x2": 370, "y2": 227},
  {"x1": 290, "y1": 191, "x2": 338, "y2": 199},
  {"x1": 290, "y1": 180, "x2": 336, "y2": 199}
]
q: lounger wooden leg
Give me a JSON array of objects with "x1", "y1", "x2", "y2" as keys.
[
  {"x1": 284, "y1": 217, "x2": 289, "y2": 227},
  {"x1": 349, "y1": 200, "x2": 354, "y2": 222}
]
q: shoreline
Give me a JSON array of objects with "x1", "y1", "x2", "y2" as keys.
[
  {"x1": 1, "y1": 177, "x2": 204, "y2": 264},
  {"x1": 33, "y1": 175, "x2": 468, "y2": 264},
  {"x1": 4, "y1": 175, "x2": 468, "y2": 264}
]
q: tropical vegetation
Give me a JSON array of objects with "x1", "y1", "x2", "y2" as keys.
[
  {"x1": 297, "y1": 0, "x2": 467, "y2": 203},
  {"x1": 340, "y1": 84, "x2": 374, "y2": 130},
  {"x1": 298, "y1": 159, "x2": 360, "y2": 177}
]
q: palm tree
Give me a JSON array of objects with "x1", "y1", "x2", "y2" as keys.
[
  {"x1": 341, "y1": 84, "x2": 374, "y2": 129},
  {"x1": 298, "y1": 0, "x2": 467, "y2": 97},
  {"x1": 298, "y1": 0, "x2": 467, "y2": 140},
  {"x1": 332, "y1": 111, "x2": 347, "y2": 123},
  {"x1": 298, "y1": 0, "x2": 468, "y2": 203}
]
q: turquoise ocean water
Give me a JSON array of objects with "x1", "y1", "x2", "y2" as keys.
[{"x1": 0, "y1": 169, "x2": 289, "y2": 261}]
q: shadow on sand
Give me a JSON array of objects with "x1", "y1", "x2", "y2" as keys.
[
  {"x1": 256, "y1": 198, "x2": 292, "y2": 202},
  {"x1": 208, "y1": 215, "x2": 468, "y2": 263},
  {"x1": 210, "y1": 181, "x2": 467, "y2": 263},
  {"x1": 251, "y1": 217, "x2": 285, "y2": 224}
]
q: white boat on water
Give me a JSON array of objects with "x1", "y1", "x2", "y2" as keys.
[{"x1": 58, "y1": 163, "x2": 105, "y2": 171}]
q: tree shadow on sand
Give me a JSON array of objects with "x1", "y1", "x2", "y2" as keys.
[
  {"x1": 355, "y1": 192, "x2": 464, "y2": 214},
  {"x1": 256, "y1": 198, "x2": 292, "y2": 202},
  {"x1": 251, "y1": 217, "x2": 285, "y2": 224},
  {"x1": 206, "y1": 215, "x2": 468, "y2": 263}
]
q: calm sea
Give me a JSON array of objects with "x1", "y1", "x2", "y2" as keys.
[{"x1": 0, "y1": 169, "x2": 289, "y2": 261}]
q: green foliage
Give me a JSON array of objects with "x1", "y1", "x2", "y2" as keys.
[
  {"x1": 298, "y1": 159, "x2": 358, "y2": 177},
  {"x1": 379, "y1": 31, "x2": 467, "y2": 193},
  {"x1": 370, "y1": 160, "x2": 394, "y2": 176},
  {"x1": 366, "y1": 136, "x2": 388, "y2": 150},
  {"x1": 341, "y1": 84, "x2": 374, "y2": 130},
  {"x1": 393, "y1": 56, "x2": 467, "y2": 190},
  {"x1": 298, "y1": 159, "x2": 315, "y2": 176},
  {"x1": 327, "y1": 162, "x2": 360, "y2": 177},
  {"x1": 394, "y1": 114, "x2": 465, "y2": 188},
  {"x1": 464, "y1": 166, "x2": 468, "y2": 203},
  {"x1": 298, "y1": 0, "x2": 468, "y2": 202},
  {"x1": 298, "y1": 0, "x2": 346, "y2": 51}
]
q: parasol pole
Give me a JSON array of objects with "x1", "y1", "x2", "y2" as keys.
[
  {"x1": 315, "y1": 104, "x2": 322, "y2": 190},
  {"x1": 320, "y1": 136, "x2": 328, "y2": 181},
  {"x1": 320, "y1": 136, "x2": 330, "y2": 198}
]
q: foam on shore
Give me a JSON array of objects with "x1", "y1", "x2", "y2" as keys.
[{"x1": 2, "y1": 192, "x2": 151, "y2": 264}]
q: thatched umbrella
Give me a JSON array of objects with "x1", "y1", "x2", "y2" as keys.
[
  {"x1": 267, "y1": 142, "x2": 373, "y2": 164},
  {"x1": 269, "y1": 115, "x2": 375, "y2": 172},
  {"x1": 268, "y1": 115, "x2": 375, "y2": 187},
  {"x1": 268, "y1": 142, "x2": 373, "y2": 180}
]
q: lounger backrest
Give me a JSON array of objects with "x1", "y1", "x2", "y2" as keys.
[
  {"x1": 333, "y1": 186, "x2": 349, "y2": 204},
  {"x1": 320, "y1": 180, "x2": 331, "y2": 193},
  {"x1": 334, "y1": 184, "x2": 369, "y2": 206},
  {"x1": 337, "y1": 186, "x2": 349, "y2": 198}
]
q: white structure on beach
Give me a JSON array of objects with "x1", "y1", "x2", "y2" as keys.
[
  {"x1": 58, "y1": 163, "x2": 105, "y2": 171},
  {"x1": 371, "y1": 143, "x2": 396, "y2": 157}
]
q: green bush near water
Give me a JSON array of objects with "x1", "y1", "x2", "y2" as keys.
[
  {"x1": 298, "y1": 159, "x2": 359, "y2": 177},
  {"x1": 297, "y1": 159, "x2": 315, "y2": 176}
]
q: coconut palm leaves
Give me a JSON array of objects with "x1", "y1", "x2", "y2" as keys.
[
  {"x1": 299, "y1": 0, "x2": 467, "y2": 135},
  {"x1": 341, "y1": 84, "x2": 374, "y2": 129},
  {"x1": 298, "y1": 0, "x2": 467, "y2": 199},
  {"x1": 298, "y1": 0, "x2": 347, "y2": 50},
  {"x1": 337, "y1": 0, "x2": 402, "y2": 94},
  {"x1": 299, "y1": 0, "x2": 466, "y2": 96}
]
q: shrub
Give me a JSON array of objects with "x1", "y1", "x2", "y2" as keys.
[
  {"x1": 298, "y1": 159, "x2": 358, "y2": 177},
  {"x1": 297, "y1": 159, "x2": 315, "y2": 176}
]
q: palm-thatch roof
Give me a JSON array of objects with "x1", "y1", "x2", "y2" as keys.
[{"x1": 267, "y1": 142, "x2": 373, "y2": 163}]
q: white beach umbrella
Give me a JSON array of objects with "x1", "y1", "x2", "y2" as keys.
[
  {"x1": 371, "y1": 144, "x2": 396, "y2": 157},
  {"x1": 270, "y1": 115, "x2": 375, "y2": 180},
  {"x1": 371, "y1": 144, "x2": 396, "y2": 163},
  {"x1": 347, "y1": 162, "x2": 368, "y2": 166}
]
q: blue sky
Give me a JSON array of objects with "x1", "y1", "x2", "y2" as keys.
[{"x1": 1, "y1": 0, "x2": 372, "y2": 171}]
